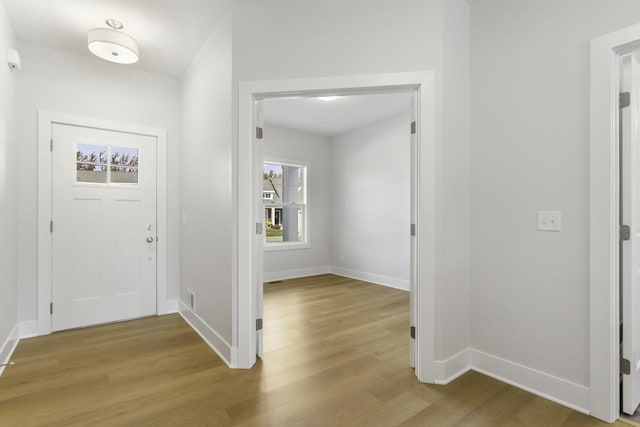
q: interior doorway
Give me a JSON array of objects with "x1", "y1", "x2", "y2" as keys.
[
  {"x1": 235, "y1": 71, "x2": 438, "y2": 384},
  {"x1": 257, "y1": 91, "x2": 414, "y2": 368},
  {"x1": 590, "y1": 22, "x2": 640, "y2": 423}
]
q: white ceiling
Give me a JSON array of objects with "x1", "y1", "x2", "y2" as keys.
[
  {"x1": 3, "y1": 0, "x2": 232, "y2": 78},
  {"x1": 2, "y1": 0, "x2": 414, "y2": 134},
  {"x1": 263, "y1": 91, "x2": 414, "y2": 137}
]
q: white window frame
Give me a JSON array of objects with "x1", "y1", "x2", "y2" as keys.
[{"x1": 263, "y1": 157, "x2": 310, "y2": 251}]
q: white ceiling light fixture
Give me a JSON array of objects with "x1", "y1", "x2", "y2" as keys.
[
  {"x1": 317, "y1": 96, "x2": 340, "y2": 102},
  {"x1": 88, "y1": 19, "x2": 139, "y2": 64}
]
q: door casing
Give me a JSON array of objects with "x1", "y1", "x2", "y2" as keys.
[
  {"x1": 37, "y1": 110, "x2": 170, "y2": 336},
  {"x1": 235, "y1": 71, "x2": 437, "y2": 383},
  {"x1": 591, "y1": 23, "x2": 640, "y2": 423}
]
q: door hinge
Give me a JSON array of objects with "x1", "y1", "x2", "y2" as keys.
[
  {"x1": 622, "y1": 358, "x2": 631, "y2": 375},
  {"x1": 50, "y1": 220, "x2": 53, "y2": 233},
  {"x1": 256, "y1": 127, "x2": 264, "y2": 140},
  {"x1": 410, "y1": 326, "x2": 416, "y2": 339},
  {"x1": 621, "y1": 224, "x2": 631, "y2": 241},
  {"x1": 410, "y1": 224, "x2": 416, "y2": 236},
  {"x1": 256, "y1": 222, "x2": 263, "y2": 235},
  {"x1": 410, "y1": 121, "x2": 417, "y2": 135},
  {"x1": 50, "y1": 139, "x2": 53, "y2": 151},
  {"x1": 50, "y1": 302, "x2": 53, "y2": 315},
  {"x1": 256, "y1": 318, "x2": 263, "y2": 331},
  {"x1": 621, "y1": 92, "x2": 631, "y2": 109}
]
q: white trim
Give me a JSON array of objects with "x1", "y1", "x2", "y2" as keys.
[
  {"x1": 0, "y1": 324, "x2": 19, "y2": 377},
  {"x1": 263, "y1": 266, "x2": 331, "y2": 283},
  {"x1": 433, "y1": 348, "x2": 471, "y2": 384},
  {"x1": 471, "y1": 349, "x2": 590, "y2": 415},
  {"x1": 330, "y1": 266, "x2": 409, "y2": 291},
  {"x1": 237, "y1": 71, "x2": 437, "y2": 381},
  {"x1": 19, "y1": 321, "x2": 38, "y2": 339},
  {"x1": 179, "y1": 301, "x2": 236, "y2": 368},
  {"x1": 37, "y1": 110, "x2": 169, "y2": 335},
  {"x1": 590, "y1": 23, "x2": 640, "y2": 423}
]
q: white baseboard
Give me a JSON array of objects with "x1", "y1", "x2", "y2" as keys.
[
  {"x1": 434, "y1": 348, "x2": 472, "y2": 384},
  {"x1": 178, "y1": 301, "x2": 236, "y2": 368},
  {"x1": 19, "y1": 320, "x2": 38, "y2": 339},
  {"x1": 263, "y1": 265, "x2": 331, "y2": 283},
  {"x1": 330, "y1": 266, "x2": 409, "y2": 291},
  {"x1": 0, "y1": 324, "x2": 20, "y2": 377},
  {"x1": 470, "y1": 349, "x2": 590, "y2": 414}
]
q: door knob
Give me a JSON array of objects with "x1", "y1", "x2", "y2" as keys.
[{"x1": 146, "y1": 236, "x2": 154, "y2": 243}]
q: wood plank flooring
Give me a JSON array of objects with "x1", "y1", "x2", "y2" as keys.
[{"x1": 0, "y1": 274, "x2": 628, "y2": 426}]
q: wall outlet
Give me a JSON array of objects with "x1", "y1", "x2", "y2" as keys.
[{"x1": 537, "y1": 211, "x2": 562, "y2": 232}]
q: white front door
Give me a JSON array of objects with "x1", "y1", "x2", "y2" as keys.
[
  {"x1": 622, "y1": 53, "x2": 640, "y2": 415},
  {"x1": 51, "y1": 123, "x2": 157, "y2": 331}
]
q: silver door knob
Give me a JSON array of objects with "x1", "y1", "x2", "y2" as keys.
[{"x1": 146, "y1": 236, "x2": 154, "y2": 243}]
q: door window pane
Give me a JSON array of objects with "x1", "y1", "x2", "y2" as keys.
[
  {"x1": 76, "y1": 144, "x2": 107, "y2": 183},
  {"x1": 76, "y1": 144, "x2": 139, "y2": 185}
]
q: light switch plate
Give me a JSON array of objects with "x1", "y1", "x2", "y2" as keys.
[{"x1": 537, "y1": 211, "x2": 562, "y2": 231}]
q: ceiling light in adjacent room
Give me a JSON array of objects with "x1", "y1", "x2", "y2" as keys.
[{"x1": 88, "y1": 19, "x2": 138, "y2": 64}]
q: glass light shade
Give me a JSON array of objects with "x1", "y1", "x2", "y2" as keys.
[{"x1": 88, "y1": 28, "x2": 139, "y2": 64}]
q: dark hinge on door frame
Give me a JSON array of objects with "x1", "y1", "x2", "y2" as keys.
[
  {"x1": 410, "y1": 326, "x2": 416, "y2": 339},
  {"x1": 621, "y1": 224, "x2": 631, "y2": 241},
  {"x1": 50, "y1": 302, "x2": 53, "y2": 315},
  {"x1": 256, "y1": 127, "x2": 264, "y2": 140},
  {"x1": 256, "y1": 318, "x2": 263, "y2": 331},
  {"x1": 621, "y1": 92, "x2": 631, "y2": 109},
  {"x1": 622, "y1": 357, "x2": 631, "y2": 375},
  {"x1": 410, "y1": 121, "x2": 417, "y2": 135},
  {"x1": 50, "y1": 139, "x2": 53, "y2": 151},
  {"x1": 50, "y1": 220, "x2": 53, "y2": 233}
]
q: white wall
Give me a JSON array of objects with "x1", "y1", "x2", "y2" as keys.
[
  {"x1": 0, "y1": 0, "x2": 18, "y2": 358},
  {"x1": 233, "y1": 0, "x2": 471, "y2": 368},
  {"x1": 262, "y1": 124, "x2": 331, "y2": 281},
  {"x1": 470, "y1": 0, "x2": 640, "y2": 391},
  {"x1": 439, "y1": 0, "x2": 471, "y2": 363},
  {"x1": 15, "y1": 42, "x2": 182, "y2": 324},
  {"x1": 331, "y1": 113, "x2": 410, "y2": 290},
  {"x1": 180, "y1": 13, "x2": 233, "y2": 353}
]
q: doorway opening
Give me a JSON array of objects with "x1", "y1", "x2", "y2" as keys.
[
  {"x1": 235, "y1": 71, "x2": 437, "y2": 384},
  {"x1": 258, "y1": 91, "x2": 414, "y2": 371}
]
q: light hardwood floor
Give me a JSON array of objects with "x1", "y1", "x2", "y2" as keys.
[{"x1": 0, "y1": 274, "x2": 630, "y2": 426}]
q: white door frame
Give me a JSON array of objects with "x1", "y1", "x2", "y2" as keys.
[
  {"x1": 235, "y1": 71, "x2": 437, "y2": 383},
  {"x1": 37, "y1": 110, "x2": 169, "y2": 335},
  {"x1": 590, "y1": 23, "x2": 640, "y2": 422}
]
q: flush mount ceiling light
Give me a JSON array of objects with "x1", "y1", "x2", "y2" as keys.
[
  {"x1": 318, "y1": 96, "x2": 340, "y2": 102},
  {"x1": 88, "y1": 19, "x2": 138, "y2": 64}
]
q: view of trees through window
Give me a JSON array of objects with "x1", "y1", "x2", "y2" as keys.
[
  {"x1": 76, "y1": 144, "x2": 139, "y2": 184},
  {"x1": 263, "y1": 161, "x2": 307, "y2": 245}
]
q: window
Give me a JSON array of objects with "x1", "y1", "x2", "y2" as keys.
[
  {"x1": 263, "y1": 160, "x2": 308, "y2": 249},
  {"x1": 76, "y1": 144, "x2": 139, "y2": 185}
]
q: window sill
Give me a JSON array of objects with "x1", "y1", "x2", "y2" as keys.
[{"x1": 264, "y1": 242, "x2": 311, "y2": 252}]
